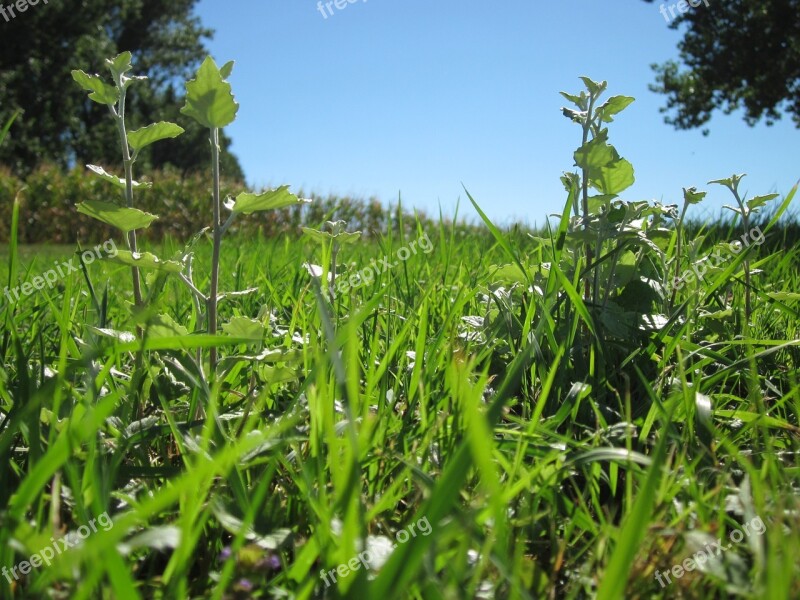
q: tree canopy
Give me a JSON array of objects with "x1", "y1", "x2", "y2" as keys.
[
  {"x1": 645, "y1": 0, "x2": 800, "y2": 133},
  {"x1": 0, "y1": 0, "x2": 244, "y2": 180}
]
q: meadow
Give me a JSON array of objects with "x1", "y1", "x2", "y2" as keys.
[{"x1": 0, "y1": 57, "x2": 799, "y2": 599}]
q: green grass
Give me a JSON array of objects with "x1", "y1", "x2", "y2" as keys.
[{"x1": 1, "y1": 205, "x2": 799, "y2": 599}]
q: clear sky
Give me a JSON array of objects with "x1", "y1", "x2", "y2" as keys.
[{"x1": 194, "y1": 0, "x2": 798, "y2": 226}]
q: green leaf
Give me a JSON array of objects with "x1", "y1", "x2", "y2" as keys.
[
  {"x1": 105, "y1": 52, "x2": 133, "y2": 81},
  {"x1": 337, "y1": 231, "x2": 363, "y2": 244},
  {"x1": 146, "y1": 313, "x2": 190, "y2": 338},
  {"x1": 107, "y1": 250, "x2": 182, "y2": 273},
  {"x1": 301, "y1": 227, "x2": 361, "y2": 244},
  {"x1": 574, "y1": 137, "x2": 617, "y2": 171},
  {"x1": 747, "y1": 193, "x2": 779, "y2": 211},
  {"x1": 579, "y1": 76, "x2": 606, "y2": 96},
  {"x1": 489, "y1": 263, "x2": 536, "y2": 284},
  {"x1": 559, "y1": 91, "x2": 586, "y2": 109},
  {"x1": 709, "y1": 174, "x2": 745, "y2": 190},
  {"x1": 590, "y1": 158, "x2": 635, "y2": 195},
  {"x1": 767, "y1": 292, "x2": 800, "y2": 302},
  {"x1": 87, "y1": 165, "x2": 151, "y2": 189},
  {"x1": 722, "y1": 204, "x2": 743, "y2": 216},
  {"x1": 128, "y1": 122, "x2": 184, "y2": 151},
  {"x1": 221, "y1": 317, "x2": 265, "y2": 340},
  {"x1": 219, "y1": 60, "x2": 234, "y2": 80},
  {"x1": 682, "y1": 186, "x2": 707, "y2": 205},
  {"x1": 77, "y1": 200, "x2": 158, "y2": 232},
  {"x1": 72, "y1": 70, "x2": 119, "y2": 105},
  {"x1": 228, "y1": 186, "x2": 310, "y2": 214},
  {"x1": 0, "y1": 109, "x2": 21, "y2": 149},
  {"x1": 180, "y1": 56, "x2": 239, "y2": 129},
  {"x1": 597, "y1": 95, "x2": 634, "y2": 122},
  {"x1": 562, "y1": 107, "x2": 586, "y2": 123}
]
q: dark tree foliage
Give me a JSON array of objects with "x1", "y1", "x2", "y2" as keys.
[
  {"x1": 0, "y1": 0, "x2": 244, "y2": 180},
  {"x1": 644, "y1": 0, "x2": 800, "y2": 133}
]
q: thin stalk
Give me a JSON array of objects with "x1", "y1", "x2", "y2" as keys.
[
  {"x1": 186, "y1": 254, "x2": 205, "y2": 372},
  {"x1": 208, "y1": 127, "x2": 222, "y2": 371},
  {"x1": 581, "y1": 94, "x2": 596, "y2": 303},
  {"x1": 329, "y1": 241, "x2": 338, "y2": 300},
  {"x1": 669, "y1": 202, "x2": 690, "y2": 310},
  {"x1": 179, "y1": 272, "x2": 208, "y2": 304},
  {"x1": 731, "y1": 187, "x2": 752, "y2": 324},
  {"x1": 112, "y1": 87, "x2": 143, "y2": 308}
]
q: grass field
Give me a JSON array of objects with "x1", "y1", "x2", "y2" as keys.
[{"x1": 1, "y1": 184, "x2": 800, "y2": 599}]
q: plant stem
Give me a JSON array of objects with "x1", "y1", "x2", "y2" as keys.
[
  {"x1": 113, "y1": 87, "x2": 143, "y2": 308},
  {"x1": 208, "y1": 127, "x2": 222, "y2": 371},
  {"x1": 669, "y1": 202, "x2": 689, "y2": 310},
  {"x1": 730, "y1": 183, "x2": 752, "y2": 325},
  {"x1": 581, "y1": 95, "x2": 596, "y2": 303},
  {"x1": 330, "y1": 241, "x2": 338, "y2": 300}
]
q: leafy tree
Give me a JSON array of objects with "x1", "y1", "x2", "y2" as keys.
[
  {"x1": 644, "y1": 0, "x2": 800, "y2": 133},
  {"x1": 0, "y1": 0, "x2": 244, "y2": 180}
]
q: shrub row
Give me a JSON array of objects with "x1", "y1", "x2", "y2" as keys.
[{"x1": 0, "y1": 164, "x2": 485, "y2": 245}]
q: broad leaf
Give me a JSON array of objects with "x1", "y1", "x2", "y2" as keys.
[
  {"x1": 87, "y1": 165, "x2": 151, "y2": 189},
  {"x1": 72, "y1": 70, "x2": 118, "y2": 105},
  {"x1": 590, "y1": 158, "x2": 635, "y2": 195},
  {"x1": 128, "y1": 122, "x2": 184, "y2": 151},
  {"x1": 301, "y1": 228, "x2": 361, "y2": 244},
  {"x1": 709, "y1": 174, "x2": 745, "y2": 190},
  {"x1": 579, "y1": 76, "x2": 606, "y2": 96},
  {"x1": 76, "y1": 200, "x2": 158, "y2": 232},
  {"x1": 105, "y1": 52, "x2": 133, "y2": 81},
  {"x1": 332, "y1": 231, "x2": 362, "y2": 244},
  {"x1": 683, "y1": 187, "x2": 707, "y2": 205},
  {"x1": 108, "y1": 250, "x2": 182, "y2": 273},
  {"x1": 574, "y1": 137, "x2": 617, "y2": 171},
  {"x1": 767, "y1": 292, "x2": 800, "y2": 302},
  {"x1": 747, "y1": 194, "x2": 779, "y2": 211},
  {"x1": 146, "y1": 313, "x2": 190, "y2": 338},
  {"x1": 228, "y1": 186, "x2": 310, "y2": 214},
  {"x1": 559, "y1": 91, "x2": 586, "y2": 109},
  {"x1": 221, "y1": 317, "x2": 265, "y2": 340},
  {"x1": 597, "y1": 95, "x2": 634, "y2": 122},
  {"x1": 181, "y1": 56, "x2": 239, "y2": 129}
]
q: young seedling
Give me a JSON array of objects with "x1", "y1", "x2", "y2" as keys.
[
  {"x1": 669, "y1": 186, "x2": 707, "y2": 309},
  {"x1": 72, "y1": 52, "x2": 184, "y2": 309},
  {"x1": 711, "y1": 174, "x2": 778, "y2": 323},
  {"x1": 180, "y1": 57, "x2": 310, "y2": 372},
  {"x1": 561, "y1": 77, "x2": 635, "y2": 304},
  {"x1": 302, "y1": 220, "x2": 362, "y2": 299}
]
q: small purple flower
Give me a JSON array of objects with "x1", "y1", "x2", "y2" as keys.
[
  {"x1": 236, "y1": 578, "x2": 254, "y2": 591},
  {"x1": 256, "y1": 554, "x2": 282, "y2": 571},
  {"x1": 219, "y1": 546, "x2": 232, "y2": 562}
]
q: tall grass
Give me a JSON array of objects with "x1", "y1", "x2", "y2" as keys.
[{"x1": 1, "y1": 181, "x2": 799, "y2": 598}]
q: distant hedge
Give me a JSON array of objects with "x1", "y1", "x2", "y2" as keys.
[
  {"x1": 0, "y1": 165, "x2": 479, "y2": 245},
  {"x1": 3, "y1": 165, "x2": 795, "y2": 250}
]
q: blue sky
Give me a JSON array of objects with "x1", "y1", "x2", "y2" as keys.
[{"x1": 195, "y1": 0, "x2": 798, "y2": 225}]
